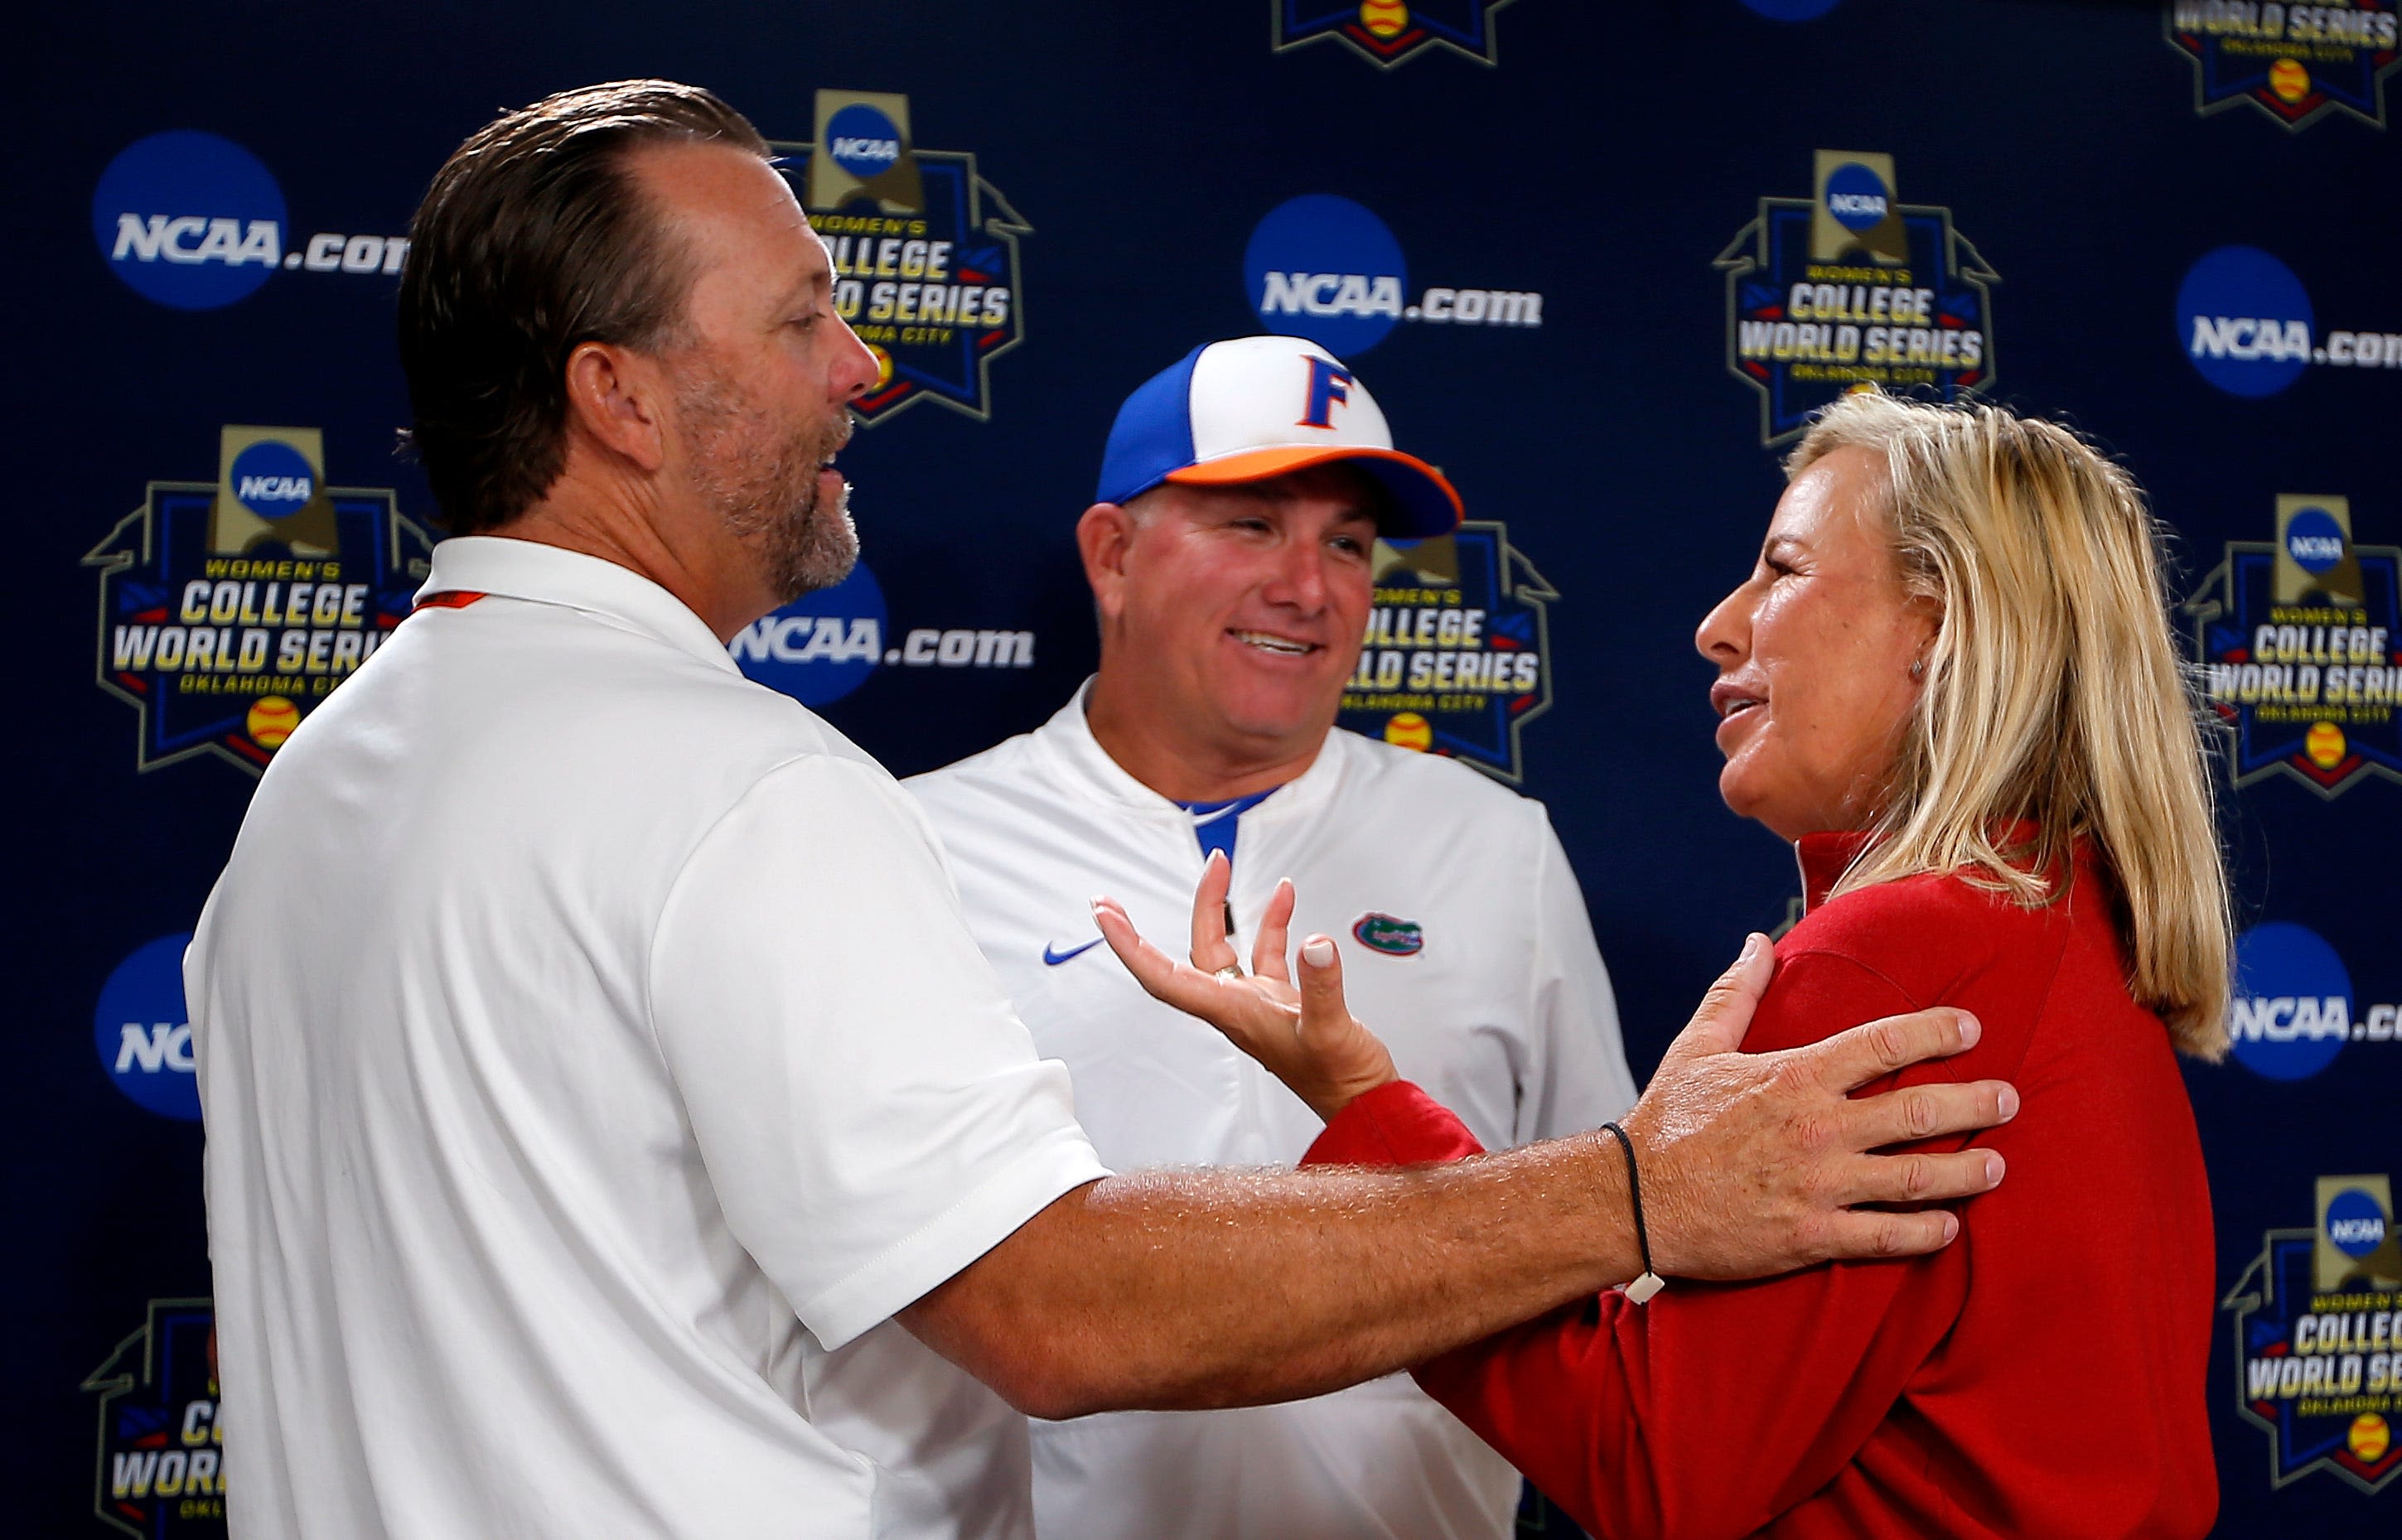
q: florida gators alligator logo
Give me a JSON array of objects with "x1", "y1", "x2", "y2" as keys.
[{"x1": 1351, "y1": 912, "x2": 1424, "y2": 957}]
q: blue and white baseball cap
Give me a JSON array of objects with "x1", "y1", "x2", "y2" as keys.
[{"x1": 1095, "y1": 336, "x2": 1462, "y2": 538}]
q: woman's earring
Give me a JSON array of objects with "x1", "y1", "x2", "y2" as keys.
[{"x1": 1909, "y1": 656, "x2": 1926, "y2": 680}]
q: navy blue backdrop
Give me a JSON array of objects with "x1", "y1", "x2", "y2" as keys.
[{"x1": 17, "y1": 2, "x2": 2401, "y2": 1534}]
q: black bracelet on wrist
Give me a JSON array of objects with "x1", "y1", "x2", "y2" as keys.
[{"x1": 1598, "y1": 1121, "x2": 1666, "y2": 1304}]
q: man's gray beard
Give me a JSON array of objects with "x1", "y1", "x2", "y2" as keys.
[{"x1": 678, "y1": 372, "x2": 858, "y2": 603}]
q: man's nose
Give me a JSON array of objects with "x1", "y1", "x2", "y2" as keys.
[
  {"x1": 1263, "y1": 541, "x2": 1331, "y2": 612},
  {"x1": 831, "y1": 319, "x2": 880, "y2": 403}
]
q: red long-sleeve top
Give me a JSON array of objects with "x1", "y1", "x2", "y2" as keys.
[{"x1": 1302, "y1": 833, "x2": 2217, "y2": 1538}]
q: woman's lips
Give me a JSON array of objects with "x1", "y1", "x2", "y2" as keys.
[
  {"x1": 1710, "y1": 680, "x2": 1766, "y2": 751},
  {"x1": 1710, "y1": 679, "x2": 1766, "y2": 720}
]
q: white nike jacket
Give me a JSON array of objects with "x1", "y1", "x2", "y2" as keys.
[{"x1": 906, "y1": 684, "x2": 1636, "y2": 1540}]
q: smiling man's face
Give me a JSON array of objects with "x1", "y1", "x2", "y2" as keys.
[{"x1": 1095, "y1": 465, "x2": 1382, "y2": 773}]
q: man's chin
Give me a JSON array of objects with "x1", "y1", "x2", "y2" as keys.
[
  {"x1": 771, "y1": 548, "x2": 857, "y2": 606},
  {"x1": 1214, "y1": 687, "x2": 1343, "y2": 748},
  {"x1": 762, "y1": 499, "x2": 860, "y2": 603}
]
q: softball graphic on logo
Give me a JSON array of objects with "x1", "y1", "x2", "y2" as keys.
[
  {"x1": 1273, "y1": 0, "x2": 1513, "y2": 68},
  {"x1": 246, "y1": 694, "x2": 300, "y2": 748},
  {"x1": 1384, "y1": 711, "x2": 1433, "y2": 751}
]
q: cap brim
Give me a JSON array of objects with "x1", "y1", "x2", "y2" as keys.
[{"x1": 1166, "y1": 447, "x2": 1462, "y2": 539}]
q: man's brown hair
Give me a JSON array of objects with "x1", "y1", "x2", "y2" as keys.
[{"x1": 397, "y1": 80, "x2": 768, "y2": 533}]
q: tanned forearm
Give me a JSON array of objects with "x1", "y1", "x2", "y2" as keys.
[{"x1": 901, "y1": 1132, "x2": 1635, "y2": 1421}]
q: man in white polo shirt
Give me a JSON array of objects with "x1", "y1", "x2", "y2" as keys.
[
  {"x1": 188, "y1": 80, "x2": 2018, "y2": 1540},
  {"x1": 909, "y1": 337, "x2": 1636, "y2": 1540}
]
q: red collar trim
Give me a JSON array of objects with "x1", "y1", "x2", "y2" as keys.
[
  {"x1": 1794, "y1": 820, "x2": 2053, "y2": 914},
  {"x1": 1795, "y1": 830, "x2": 1874, "y2": 914}
]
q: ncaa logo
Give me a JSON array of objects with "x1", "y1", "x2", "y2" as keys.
[
  {"x1": 1823, "y1": 162, "x2": 1889, "y2": 231},
  {"x1": 230, "y1": 438, "x2": 315, "y2": 519},
  {"x1": 93, "y1": 130, "x2": 286, "y2": 311},
  {"x1": 2285, "y1": 505, "x2": 2347, "y2": 574},
  {"x1": 2226, "y1": 921, "x2": 2352, "y2": 1081},
  {"x1": 94, "y1": 934, "x2": 200, "y2": 1122},
  {"x1": 729, "y1": 559, "x2": 887, "y2": 706},
  {"x1": 1245, "y1": 195, "x2": 1409, "y2": 355},
  {"x1": 2326, "y1": 1186, "x2": 2388, "y2": 1258},
  {"x1": 2177, "y1": 246, "x2": 2315, "y2": 398},
  {"x1": 824, "y1": 103, "x2": 903, "y2": 180}
]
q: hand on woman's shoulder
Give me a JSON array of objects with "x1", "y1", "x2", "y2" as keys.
[{"x1": 1761, "y1": 868, "x2": 2074, "y2": 1065}]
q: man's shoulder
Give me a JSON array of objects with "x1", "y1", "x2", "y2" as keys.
[
  {"x1": 408, "y1": 598, "x2": 891, "y2": 810},
  {"x1": 903, "y1": 727, "x2": 1043, "y2": 813},
  {"x1": 587, "y1": 644, "x2": 887, "y2": 792},
  {"x1": 1326, "y1": 729, "x2": 1551, "y2": 835}
]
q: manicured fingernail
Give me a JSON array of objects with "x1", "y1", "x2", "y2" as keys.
[
  {"x1": 1983, "y1": 1151, "x2": 2005, "y2": 1186},
  {"x1": 1996, "y1": 1086, "x2": 2020, "y2": 1121},
  {"x1": 1955, "y1": 1011, "x2": 1981, "y2": 1047},
  {"x1": 1940, "y1": 1213, "x2": 1960, "y2": 1243},
  {"x1": 1741, "y1": 932, "x2": 1767, "y2": 962},
  {"x1": 1302, "y1": 937, "x2": 1335, "y2": 968}
]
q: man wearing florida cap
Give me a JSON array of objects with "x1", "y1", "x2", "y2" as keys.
[{"x1": 909, "y1": 335, "x2": 1639, "y2": 1540}]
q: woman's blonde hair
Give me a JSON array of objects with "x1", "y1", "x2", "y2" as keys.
[{"x1": 1788, "y1": 391, "x2": 2231, "y2": 1058}]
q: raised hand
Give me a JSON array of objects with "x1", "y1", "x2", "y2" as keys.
[{"x1": 1091, "y1": 850, "x2": 1397, "y2": 1120}]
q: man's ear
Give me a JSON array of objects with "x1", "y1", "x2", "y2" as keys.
[
  {"x1": 1076, "y1": 501, "x2": 1137, "y2": 625},
  {"x1": 560, "y1": 340, "x2": 669, "y2": 474}
]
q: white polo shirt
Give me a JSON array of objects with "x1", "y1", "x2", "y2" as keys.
[
  {"x1": 190, "y1": 536, "x2": 1109, "y2": 1540},
  {"x1": 908, "y1": 689, "x2": 1636, "y2": 1540}
]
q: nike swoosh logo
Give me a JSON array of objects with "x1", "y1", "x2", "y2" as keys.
[{"x1": 1043, "y1": 939, "x2": 1104, "y2": 967}]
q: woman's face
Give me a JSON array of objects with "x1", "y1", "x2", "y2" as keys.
[{"x1": 1694, "y1": 445, "x2": 1938, "y2": 842}]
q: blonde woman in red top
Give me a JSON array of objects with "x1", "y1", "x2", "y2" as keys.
[{"x1": 1096, "y1": 391, "x2": 2231, "y2": 1538}]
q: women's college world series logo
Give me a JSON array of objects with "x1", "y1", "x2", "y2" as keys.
[
  {"x1": 1338, "y1": 521, "x2": 1554, "y2": 784},
  {"x1": 82, "y1": 1299, "x2": 226, "y2": 1535},
  {"x1": 84, "y1": 427, "x2": 436, "y2": 775},
  {"x1": 1717, "y1": 151, "x2": 1998, "y2": 446},
  {"x1": 2167, "y1": 1, "x2": 2401, "y2": 130},
  {"x1": 1272, "y1": 1, "x2": 1511, "y2": 68},
  {"x1": 2221, "y1": 1176, "x2": 2402, "y2": 1494},
  {"x1": 775, "y1": 89, "x2": 1027, "y2": 426},
  {"x1": 2186, "y1": 495, "x2": 2402, "y2": 794}
]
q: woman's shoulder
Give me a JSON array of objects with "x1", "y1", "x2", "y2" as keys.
[{"x1": 1776, "y1": 862, "x2": 2085, "y2": 1019}]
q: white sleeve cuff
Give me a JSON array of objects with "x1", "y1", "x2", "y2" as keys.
[{"x1": 803, "y1": 1126, "x2": 1113, "y2": 1350}]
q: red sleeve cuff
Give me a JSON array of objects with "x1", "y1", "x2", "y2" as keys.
[{"x1": 1300, "y1": 1080, "x2": 1487, "y2": 1167}]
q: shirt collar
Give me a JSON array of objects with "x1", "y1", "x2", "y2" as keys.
[
  {"x1": 418, "y1": 535, "x2": 740, "y2": 677},
  {"x1": 1794, "y1": 819, "x2": 2055, "y2": 913},
  {"x1": 1795, "y1": 830, "x2": 1874, "y2": 915},
  {"x1": 1032, "y1": 677, "x2": 1347, "y2": 821}
]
